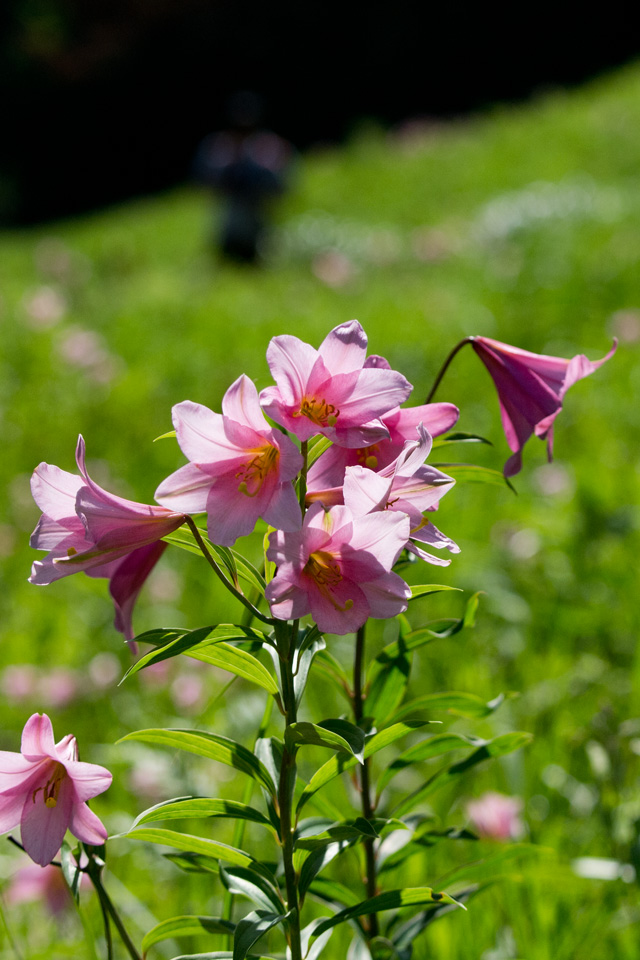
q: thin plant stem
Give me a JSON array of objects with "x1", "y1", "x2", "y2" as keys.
[
  {"x1": 184, "y1": 516, "x2": 274, "y2": 624},
  {"x1": 298, "y1": 440, "x2": 309, "y2": 514},
  {"x1": 95, "y1": 886, "x2": 114, "y2": 960},
  {"x1": 277, "y1": 619, "x2": 303, "y2": 960},
  {"x1": 87, "y1": 868, "x2": 142, "y2": 960},
  {"x1": 424, "y1": 337, "x2": 474, "y2": 403},
  {"x1": 221, "y1": 695, "x2": 275, "y2": 949},
  {"x1": 353, "y1": 622, "x2": 379, "y2": 939}
]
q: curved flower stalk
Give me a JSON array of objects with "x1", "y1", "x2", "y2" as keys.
[
  {"x1": 155, "y1": 374, "x2": 303, "y2": 546},
  {"x1": 0, "y1": 714, "x2": 111, "y2": 867},
  {"x1": 260, "y1": 320, "x2": 413, "y2": 446},
  {"x1": 265, "y1": 502, "x2": 411, "y2": 634},
  {"x1": 470, "y1": 336, "x2": 617, "y2": 476},
  {"x1": 29, "y1": 436, "x2": 186, "y2": 644},
  {"x1": 341, "y1": 423, "x2": 460, "y2": 566}
]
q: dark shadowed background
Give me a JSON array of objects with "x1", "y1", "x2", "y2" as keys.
[{"x1": 1, "y1": 0, "x2": 638, "y2": 224}]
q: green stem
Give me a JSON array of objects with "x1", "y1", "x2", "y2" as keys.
[
  {"x1": 298, "y1": 440, "x2": 309, "y2": 515},
  {"x1": 424, "y1": 336, "x2": 474, "y2": 403},
  {"x1": 278, "y1": 622, "x2": 303, "y2": 960},
  {"x1": 185, "y1": 516, "x2": 274, "y2": 624},
  {"x1": 87, "y1": 866, "x2": 142, "y2": 960},
  {"x1": 221, "y1": 695, "x2": 275, "y2": 949},
  {"x1": 353, "y1": 622, "x2": 379, "y2": 939}
]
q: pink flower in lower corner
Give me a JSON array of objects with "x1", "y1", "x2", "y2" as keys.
[
  {"x1": 29, "y1": 436, "x2": 186, "y2": 644},
  {"x1": 260, "y1": 321, "x2": 413, "y2": 447},
  {"x1": 265, "y1": 502, "x2": 411, "y2": 635},
  {"x1": 154, "y1": 375, "x2": 303, "y2": 545},
  {"x1": 471, "y1": 336, "x2": 617, "y2": 476},
  {"x1": 466, "y1": 791, "x2": 524, "y2": 841},
  {"x1": 0, "y1": 714, "x2": 112, "y2": 867}
]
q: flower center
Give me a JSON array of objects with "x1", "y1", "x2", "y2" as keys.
[
  {"x1": 304, "y1": 550, "x2": 353, "y2": 611},
  {"x1": 33, "y1": 762, "x2": 66, "y2": 809},
  {"x1": 236, "y1": 444, "x2": 279, "y2": 497},
  {"x1": 356, "y1": 444, "x2": 380, "y2": 469},
  {"x1": 296, "y1": 397, "x2": 339, "y2": 427}
]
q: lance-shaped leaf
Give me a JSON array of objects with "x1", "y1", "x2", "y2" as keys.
[
  {"x1": 168, "y1": 953, "x2": 278, "y2": 959},
  {"x1": 392, "y1": 732, "x2": 533, "y2": 817},
  {"x1": 307, "y1": 435, "x2": 333, "y2": 468},
  {"x1": 186, "y1": 642, "x2": 279, "y2": 696},
  {"x1": 431, "y1": 432, "x2": 493, "y2": 448},
  {"x1": 390, "y1": 691, "x2": 506, "y2": 725},
  {"x1": 60, "y1": 842, "x2": 82, "y2": 904},
  {"x1": 389, "y1": 886, "x2": 479, "y2": 949},
  {"x1": 220, "y1": 864, "x2": 284, "y2": 913},
  {"x1": 314, "y1": 649, "x2": 353, "y2": 701},
  {"x1": 295, "y1": 817, "x2": 380, "y2": 850},
  {"x1": 307, "y1": 877, "x2": 363, "y2": 909},
  {"x1": 233, "y1": 910, "x2": 289, "y2": 960},
  {"x1": 300, "y1": 918, "x2": 335, "y2": 960},
  {"x1": 130, "y1": 797, "x2": 274, "y2": 832},
  {"x1": 125, "y1": 828, "x2": 253, "y2": 867},
  {"x1": 365, "y1": 638, "x2": 411, "y2": 726},
  {"x1": 408, "y1": 584, "x2": 461, "y2": 601},
  {"x1": 141, "y1": 915, "x2": 235, "y2": 956},
  {"x1": 297, "y1": 721, "x2": 430, "y2": 814},
  {"x1": 119, "y1": 729, "x2": 276, "y2": 794},
  {"x1": 298, "y1": 841, "x2": 353, "y2": 900},
  {"x1": 310, "y1": 888, "x2": 464, "y2": 939},
  {"x1": 164, "y1": 852, "x2": 220, "y2": 874},
  {"x1": 377, "y1": 733, "x2": 484, "y2": 796},
  {"x1": 378, "y1": 826, "x2": 477, "y2": 874},
  {"x1": 285, "y1": 720, "x2": 365, "y2": 763},
  {"x1": 293, "y1": 633, "x2": 326, "y2": 707}
]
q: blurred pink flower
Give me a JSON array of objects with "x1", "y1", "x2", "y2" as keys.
[
  {"x1": 471, "y1": 336, "x2": 617, "y2": 476},
  {"x1": 466, "y1": 791, "x2": 524, "y2": 841},
  {"x1": 7, "y1": 860, "x2": 71, "y2": 914},
  {"x1": 1, "y1": 665, "x2": 38, "y2": 702},
  {"x1": 29, "y1": 436, "x2": 186, "y2": 644},
  {"x1": 155, "y1": 375, "x2": 302, "y2": 546},
  {"x1": 260, "y1": 321, "x2": 412, "y2": 446},
  {"x1": 266, "y1": 501, "x2": 410, "y2": 634},
  {"x1": 37, "y1": 669, "x2": 79, "y2": 709},
  {"x1": 0, "y1": 714, "x2": 112, "y2": 866}
]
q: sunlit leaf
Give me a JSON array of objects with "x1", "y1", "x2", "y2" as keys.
[
  {"x1": 286, "y1": 720, "x2": 365, "y2": 763},
  {"x1": 233, "y1": 910, "x2": 288, "y2": 960},
  {"x1": 430, "y1": 462, "x2": 516, "y2": 493},
  {"x1": 187, "y1": 642, "x2": 278, "y2": 695},
  {"x1": 408, "y1": 584, "x2": 461, "y2": 600},
  {"x1": 310, "y1": 887, "x2": 464, "y2": 939},
  {"x1": 130, "y1": 797, "x2": 273, "y2": 832},
  {"x1": 390, "y1": 691, "x2": 505, "y2": 724},
  {"x1": 220, "y1": 864, "x2": 284, "y2": 913},
  {"x1": 125, "y1": 828, "x2": 253, "y2": 867},
  {"x1": 141, "y1": 915, "x2": 235, "y2": 955}
]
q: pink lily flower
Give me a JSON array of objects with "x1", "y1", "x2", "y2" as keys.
[
  {"x1": 340, "y1": 424, "x2": 460, "y2": 566},
  {"x1": 259, "y1": 321, "x2": 413, "y2": 446},
  {"x1": 265, "y1": 502, "x2": 411, "y2": 635},
  {"x1": 0, "y1": 714, "x2": 112, "y2": 866},
  {"x1": 471, "y1": 336, "x2": 617, "y2": 476},
  {"x1": 29, "y1": 436, "x2": 186, "y2": 644},
  {"x1": 154, "y1": 375, "x2": 303, "y2": 545},
  {"x1": 466, "y1": 791, "x2": 524, "y2": 841},
  {"x1": 307, "y1": 351, "x2": 458, "y2": 492}
]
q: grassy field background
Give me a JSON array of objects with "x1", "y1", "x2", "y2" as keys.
[{"x1": 1, "y1": 61, "x2": 639, "y2": 958}]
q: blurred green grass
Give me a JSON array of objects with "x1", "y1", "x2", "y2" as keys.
[{"x1": 1, "y1": 62, "x2": 640, "y2": 958}]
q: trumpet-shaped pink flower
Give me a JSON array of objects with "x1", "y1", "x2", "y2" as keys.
[
  {"x1": 0, "y1": 714, "x2": 112, "y2": 866},
  {"x1": 154, "y1": 375, "x2": 303, "y2": 545},
  {"x1": 339, "y1": 424, "x2": 460, "y2": 566},
  {"x1": 471, "y1": 336, "x2": 617, "y2": 476},
  {"x1": 466, "y1": 792, "x2": 524, "y2": 841},
  {"x1": 265, "y1": 502, "x2": 411, "y2": 635},
  {"x1": 29, "y1": 436, "x2": 186, "y2": 643},
  {"x1": 260, "y1": 321, "x2": 412, "y2": 446}
]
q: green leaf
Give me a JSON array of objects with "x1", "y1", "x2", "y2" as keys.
[
  {"x1": 229, "y1": 550, "x2": 267, "y2": 593},
  {"x1": 431, "y1": 432, "x2": 493, "y2": 447},
  {"x1": 153, "y1": 429, "x2": 177, "y2": 442},
  {"x1": 298, "y1": 841, "x2": 353, "y2": 900},
  {"x1": 141, "y1": 915, "x2": 235, "y2": 955},
  {"x1": 378, "y1": 826, "x2": 477, "y2": 873},
  {"x1": 377, "y1": 733, "x2": 482, "y2": 795},
  {"x1": 130, "y1": 797, "x2": 274, "y2": 832},
  {"x1": 390, "y1": 691, "x2": 505, "y2": 724},
  {"x1": 167, "y1": 953, "x2": 279, "y2": 960},
  {"x1": 431, "y1": 462, "x2": 516, "y2": 493},
  {"x1": 310, "y1": 888, "x2": 463, "y2": 938},
  {"x1": 126, "y1": 828, "x2": 253, "y2": 867},
  {"x1": 295, "y1": 817, "x2": 380, "y2": 850},
  {"x1": 164, "y1": 852, "x2": 220, "y2": 874},
  {"x1": 314, "y1": 649, "x2": 353, "y2": 701},
  {"x1": 233, "y1": 910, "x2": 288, "y2": 960},
  {"x1": 286, "y1": 719, "x2": 365, "y2": 763},
  {"x1": 220, "y1": 864, "x2": 283, "y2": 913},
  {"x1": 408, "y1": 584, "x2": 461, "y2": 600},
  {"x1": 307, "y1": 877, "x2": 363, "y2": 908},
  {"x1": 297, "y1": 721, "x2": 430, "y2": 814},
  {"x1": 187, "y1": 642, "x2": 278, "y2": 695},
  {"x1": 392, "y1": 732, "x2": 533, "y2": 817},
  {"x1": 307, "y1": 436, "x2": 333, "y2": 468},
  {"x1": 60, "y1": 842, "x2": 82, "y2": 904},
  {"x1": 293, "y1": 632, "x2": 326, "y2": 707},
  {"x1": 118, "y1": 729, "x2": 276, "y2": 794}
]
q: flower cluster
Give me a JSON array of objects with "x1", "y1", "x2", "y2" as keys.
[{"x1": 29, "y1": 321, "x2": 460, "y2": 637}]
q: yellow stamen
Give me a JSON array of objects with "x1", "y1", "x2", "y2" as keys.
[
  {"x1": 304, "y1": 551, "x2": 354, "y2": 612},
  {"x1": 295, "y1": 397, "x2": 340, "y2": 427},
  {"x1": 67, "y1": 547, "x2": 77, "y2": 556},
  {"x1": 365, "y1": 455, "x2": 378, "y2": 469},
  {"x1": 235, "y1": 445, "x2": 279, "y2": 497}
]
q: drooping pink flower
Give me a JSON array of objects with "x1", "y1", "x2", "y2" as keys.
[
  {"x1": 340, "y1": 424, "x2": 460, "y2": 566},
  {"x1": 0, "y1": 714, "x2": 112, "y2": 867},
  {"x1": 265, "y1": 502, "x2": 411, "y2": 635},
  {"x1": 154, "y1": 375, "x2": 303, "y2": 546},
  {"x1": 466, "y1": 791, "x2": 524, "y2": 841},
  {"x1": 29, "y1": 436, "x2": 186, "y2": 643},
  {"x1": 259, "y1": 321, "x2": 412, "y2": 447},
  {"x1": 471, "y1": 336, "x2": 617, "y2": 476}
]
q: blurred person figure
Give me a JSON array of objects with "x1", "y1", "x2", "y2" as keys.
[{"x1": 194, "y1": 91, "x2": 292, "y2": 263}]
